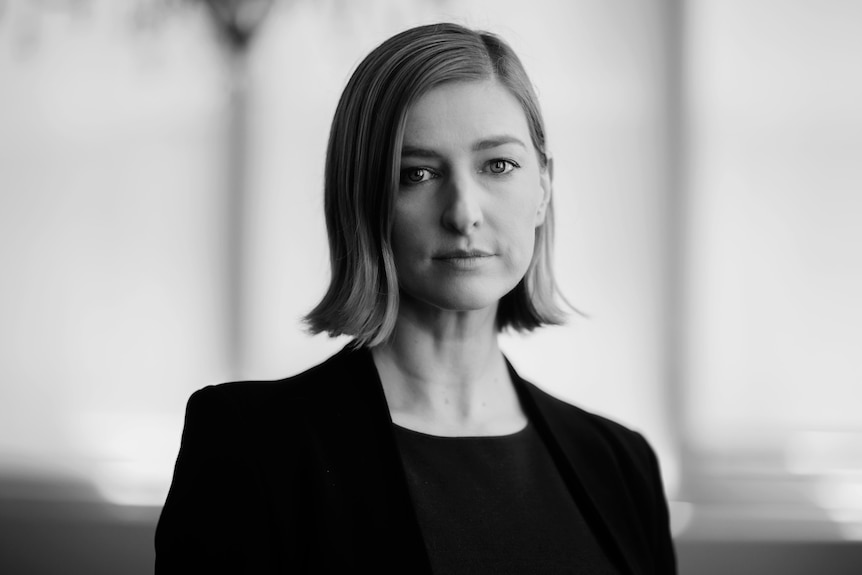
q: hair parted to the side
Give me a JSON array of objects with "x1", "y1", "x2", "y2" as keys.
[{"x1": 304, "y1": 22, "x2": 570, "y2": 348}]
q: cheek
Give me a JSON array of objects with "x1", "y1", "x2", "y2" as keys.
[
  {"x1": 515, "y1": 225, "x2": 538, "y2": 262},
  {"x1": 502, "y1": 195, "x2": 541, "y2": 239},
  {"x1": 390, "y1": 207, "x2": 432, "y2": 271},
  {"x1": 497, "y1": 219, "x2": 536, "y2": 274},
  {"x1": 391, "y1": 210, "x2": 418, "y2": 249},
  {"x1": 502, "y1": 200, "x2": 543, "y2": 269}
]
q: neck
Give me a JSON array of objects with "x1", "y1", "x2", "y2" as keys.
[{"x1": 371, "y1": 297, "x2": 525, "y2": 436}]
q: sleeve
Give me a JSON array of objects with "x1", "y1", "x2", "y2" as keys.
[
  {"x1": 154, "y1": 386, "x2": 274, "y2": 574},
  {"x1": 633, "y1": 432, "x2": 678, "y2": 575}
]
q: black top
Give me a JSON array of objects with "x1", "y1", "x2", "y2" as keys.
[{"x1": 394, "y1": 422, "x2": 618, "y2": 574}]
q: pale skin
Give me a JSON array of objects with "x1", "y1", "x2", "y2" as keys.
[{"x1": 371, "y1": 79, "x2": 552, "y2": 437}]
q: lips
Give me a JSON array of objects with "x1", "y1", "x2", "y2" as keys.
[
  {"x1": 432, "y1": 249, "x2": 494, "y2": 270},
  {"x1": 433, "y1": 249, "x2": 494, "y2": 260}
]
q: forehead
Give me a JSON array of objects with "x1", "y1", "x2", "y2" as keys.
[{"x1": 401, "y1": 79, "x2": 531, "y2": 149}]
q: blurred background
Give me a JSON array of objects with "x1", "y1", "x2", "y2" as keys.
[{"x1": 1, "y1": 0, "x2": 860, "y2": 573}]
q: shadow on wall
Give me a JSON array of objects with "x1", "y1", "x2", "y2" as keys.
[{"x1": 2, "y1": 476, "x2": 862, "y2": 574}]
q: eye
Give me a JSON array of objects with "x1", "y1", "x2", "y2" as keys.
[
  {"x1": 486, "y1": 159, "x2": 519, "y2": 175},
  {"x1": 400, "y1": 167, "x2": 437, "y2": 185}
]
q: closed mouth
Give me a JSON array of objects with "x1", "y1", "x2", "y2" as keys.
[{"x1": 433, "y1": 250, "x2": 494, "y2": 260}]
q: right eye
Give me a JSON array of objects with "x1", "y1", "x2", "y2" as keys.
[{"x1": 400, "y1": 167, "x2": 436, "y2": 185}]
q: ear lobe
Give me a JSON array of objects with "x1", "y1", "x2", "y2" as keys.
[{"x1": 535, "y1": 156, "x2": 553, "y2": 226}]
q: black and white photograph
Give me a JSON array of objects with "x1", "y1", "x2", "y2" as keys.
[{"x1": 1, "y1": 1, "x2": 860, "y2": 573}]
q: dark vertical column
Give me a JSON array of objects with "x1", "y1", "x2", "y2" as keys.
[
  {"x1": 225, "y1": 46, "x2": 249, "y2": 378},
  {"x1": 202, "y1": 0, "x2": 274, "y2": 378},
  {"x1": 661, "y1": 0, "x2": 693, "y2": 498}
]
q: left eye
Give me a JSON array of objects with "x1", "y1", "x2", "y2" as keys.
[{"x1": 486, "y1": 159, "x2": 518, "y2": 174}]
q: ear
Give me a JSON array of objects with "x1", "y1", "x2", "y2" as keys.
[{"x1": 535, "y1": 155, "x2": 553, "y2": 227}]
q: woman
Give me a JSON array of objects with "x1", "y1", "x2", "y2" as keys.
[{"x1": 155, "y1": 23, "x2": 676, "y2": 574}]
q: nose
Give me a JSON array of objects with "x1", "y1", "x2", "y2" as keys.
[{"x1": 441, "y1": 171, "x2": 483, "y2": 234}]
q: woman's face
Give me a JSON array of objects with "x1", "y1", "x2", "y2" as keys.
[{"x1": 391, "y1": 78, "x2": 551, "y2": 316}]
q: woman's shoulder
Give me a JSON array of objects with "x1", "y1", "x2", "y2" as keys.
[
  {"x1": 186, "y1": 344, "x2": 374, "y2": 419},
  {"x1": 525, "y1": 381, "x2": 637, "y2": 431},
  {"x1": 517, "y1": 376, "x2": 657, "y2": 466}
]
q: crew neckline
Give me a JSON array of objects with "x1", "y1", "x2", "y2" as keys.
[{"x1": 391, "y1": 420, "x2": 531, "y2": 440}]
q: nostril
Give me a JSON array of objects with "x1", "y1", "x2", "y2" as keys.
[{"x1": 442, "y1": 202, "x2": 483, "y2": 234}]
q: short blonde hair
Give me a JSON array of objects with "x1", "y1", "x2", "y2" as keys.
[{"x1": 305, "y1": 23, "x2": 568, "y2": 347}]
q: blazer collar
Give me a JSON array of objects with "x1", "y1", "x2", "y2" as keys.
[{"x1": 507, "y1": 361, "x2": 640, "y2": 575}]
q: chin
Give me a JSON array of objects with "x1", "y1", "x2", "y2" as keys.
[
  {"x1": 403, "y1": 282, "x2": 514, "y2": 315},
  {"x1": 431, "y1": 294, "x2": 498, "y2": 313}
]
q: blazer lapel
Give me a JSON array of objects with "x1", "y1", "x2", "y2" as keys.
[
  {"x1": 318, "y1": 346, "x2": 433, "y2": 573},
  {"x1": 508, "y1": 361, "x2": 642, "y2": 575}
]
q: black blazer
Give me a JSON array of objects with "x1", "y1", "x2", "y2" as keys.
[{"x1": 155, "y1": 345, "x2": 676, "y2": 574}]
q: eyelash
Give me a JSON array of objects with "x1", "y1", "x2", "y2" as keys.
[{"x1": 399, "y1": 159, "x2": 520, "y2": 186}]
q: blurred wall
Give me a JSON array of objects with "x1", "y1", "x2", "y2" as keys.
[
  {"x1": 0, "y1": 0, "x2": 229, "y2": 505},
  {"x1": 681, "y1": 0, "x2": 862, "y2": 541}
]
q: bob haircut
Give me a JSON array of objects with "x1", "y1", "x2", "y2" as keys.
[{"x1": 305, "y1": 22, "x2": 568, "y2": 347}]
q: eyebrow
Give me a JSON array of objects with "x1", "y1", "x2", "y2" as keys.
[
  {"x1": 400, "y1": 135, "x2": 527, "y2": 158},
  {"x1": 472, "y1": 135, "x2": 527, "y2": 152}
]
